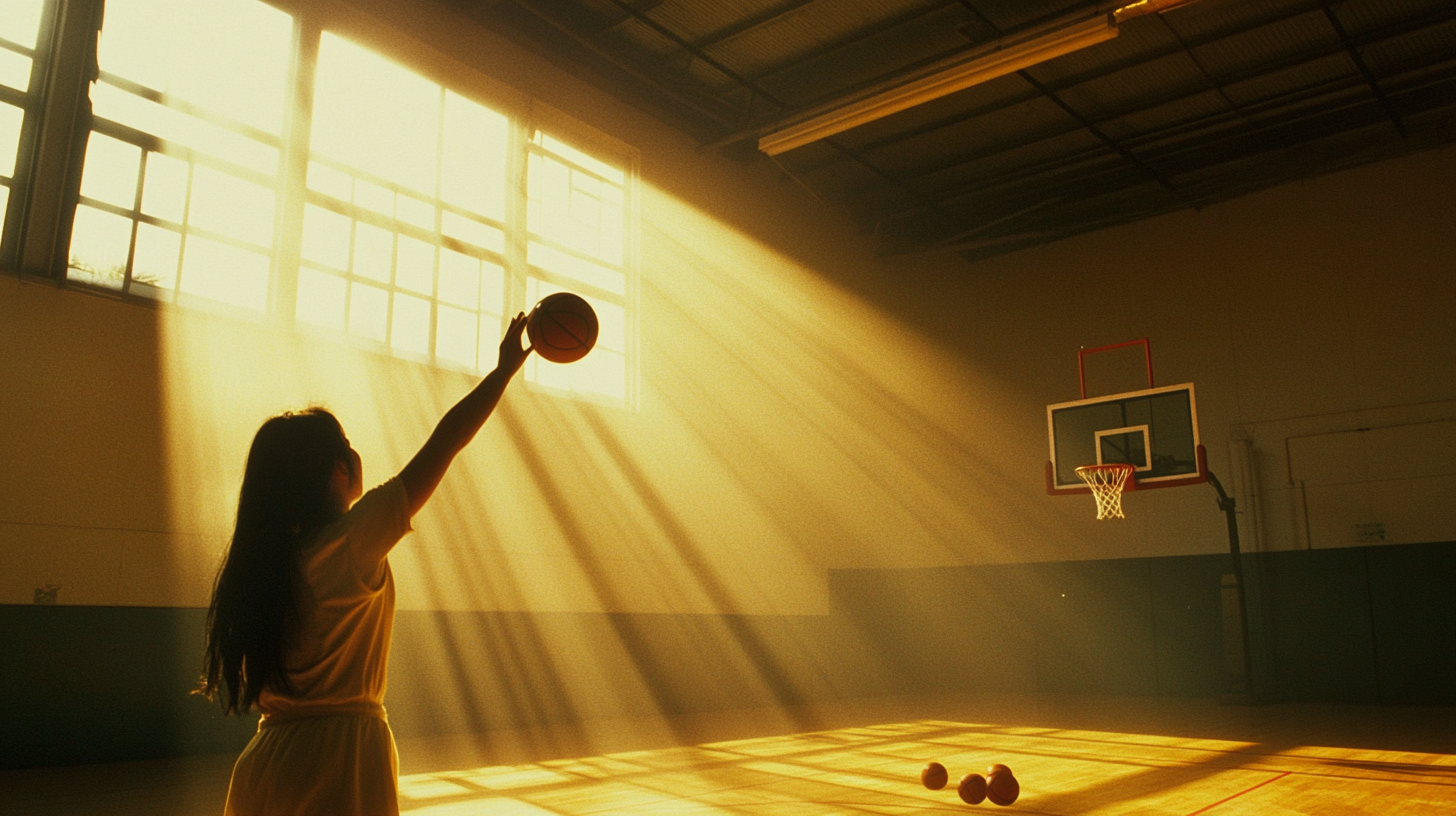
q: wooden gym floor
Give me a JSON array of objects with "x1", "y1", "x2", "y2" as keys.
[{"x1": 3, "y1": 694, "x2": 1455, "y2": 815}]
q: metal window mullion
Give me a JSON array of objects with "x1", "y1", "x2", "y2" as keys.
[
  {"x1": 428, "y1": 85, "x2": 446, "y2": 363},
  {"x1": 344, "y1": 174, "x2": 357, "y2": 337},
  {"x1": 5, "y1": 0, "x2": 102, "y2": 278},
  {"x1": 505, "y1": 115, "x2": 530, "y2": 328},
  {"x1": 172, "y1": 160, "x2": 196, "y2": 303},
  {"x1": 272, "y1": 16, "x2": 320, "y2": 326},
  {"x1": 120, "y1": 148, "x2": 147, "y2": 294}
]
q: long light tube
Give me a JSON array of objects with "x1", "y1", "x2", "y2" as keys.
[{"x1": 758, "y1": 15, "x2": 1119, "y2": 156}]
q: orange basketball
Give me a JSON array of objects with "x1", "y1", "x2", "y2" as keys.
[
  {"x1": 920, "y1": 762, "x2": 948, "y2": 790},
  {"x1": 957, "y1": 773, "x2": 987, "y2": 804},
  {"x1": 986, "y1": 767, "x2": 1019, "y2": 806},
  {"x1": 526, "y1": 292, "x2": 598, "y2": 363}
]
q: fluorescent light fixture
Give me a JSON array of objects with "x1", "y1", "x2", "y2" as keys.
[{"x1": 758, "y1": 15, "x2": 1119, "y2": 156}]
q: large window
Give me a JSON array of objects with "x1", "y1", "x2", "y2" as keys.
[
  {"x1": 300, "y1": 32, "x2": 512, "y2": 372},
  {"x1": 69, "y1": 0, "x2": 291, "y2": 311},
  {"x1": 49, "y1": 0, "x2": 636, "y2": 404},
  {"x1": 0, "y1": 0, "x2": 48, "y2": 232}
]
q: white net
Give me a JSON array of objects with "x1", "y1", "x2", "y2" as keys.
[{"x1": 1075, "y1": 464, "x2": 1135, "y2": 519}]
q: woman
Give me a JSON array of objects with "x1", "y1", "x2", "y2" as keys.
[{"x1": 200, "y1": 314, "x2": 532, "y2": 815}]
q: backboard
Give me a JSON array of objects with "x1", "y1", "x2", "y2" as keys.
[{"x1": 1047, "y1": 382, "x2": 1207, "y2": 494}]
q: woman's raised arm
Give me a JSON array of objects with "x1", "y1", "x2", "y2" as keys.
[{"x1": 398, "y1": 312, "x2": 532, "y2": 517}]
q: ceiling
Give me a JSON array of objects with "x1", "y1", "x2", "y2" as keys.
[{"x1": 446, "y1": 0, "x2": 1456, "y2": 261}]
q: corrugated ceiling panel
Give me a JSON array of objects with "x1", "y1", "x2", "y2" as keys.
[
  {"x1": 1159, "y1": 0, "x2": 1307, "y2": 44},
  {"x1": 705, "y1": 0, "x2": 943, "y2": 76},
  {"x1": 647, "y1": 0, "x2": 787, "y2": 43},
  {"x1": 1098, "y1": 88, "x2": 1234, "y2": 143},
  {"x1": 751, "y1": 4, "x2": 977, "y2": 105},
  {"x1": 1053, "y1": 50, "x2": 1208, "y2": 121},
  {"x1": 832, "y1": 69, "x2": 1043, "y2": 153},
  {"x1": 1335, "y1": 0, "x2": 1450, "y2": 36},
  {"x1": 909, "y1": 125, "x2": 1108, "y2": 197},
  {"x1": 965, "y1": 0, "x2": 1101, "y2": 34},
  {"x1": 1219, "y1": 52, "x2": 1352, "y2": 109},
  {"x1": 1361, "y1": 19, "x2": 1456, "y2": 80},
  {"x1": 859, "y1": 92, "x2": 1075, "y2": 176}
]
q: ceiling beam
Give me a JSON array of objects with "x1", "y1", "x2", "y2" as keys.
[
  {"x1": 1320, "y1": 1, "x2": 1407, "y2": 137},
  {"x1": 689, "y1": 0, "x2": 821, "y2": 51}
]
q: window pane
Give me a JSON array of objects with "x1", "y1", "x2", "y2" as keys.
[
  {"x1": 312, "y1": 33, "x2": 439, "y2": 197},
  {"x1": 349, "y1": 283, "x2": 389, "y2": 343},
  {"x1": 353, "y1": 221, "x2": 392, "y2": 282},
  {"x1": 437, "y1": 252, "x2": 479, "y2": 309},
  {"x1": 442, "y1": 211, "x2": 503, "y2": 253},
  {"x1": 297, "y1": 268, "x2": 347, "y2": 331},
  {"x1": 441, "y1": 90, "x2": 507, "y2": 220},
  {"x1": 307, "y1": 161, "x2": 352, "y2": 202},
  {"x1": 179, "y1": 235, "x2": 269, "y2": 312},
  {"x1": 140, "y1": 151, "x2": 189, "y2": 223},
  {"x1": 528, "y1": 151, "x2": 624, "y2": 266},
  {"x1": 391, "y1": 294, "x2": 431, "y2": 356},
  {"x1": 0, "y1": 0, "x2": 46, "y2": 51},
  {"x1": 436, "y1": 306, "x2": 478, "y2": 368},
  {"x1": 396, "y1": 235, "x2": 435, "y2": 295},
  {"x1": 477, "y1": 312, "x2": 504, "y2": 370},
  {"x1": 97, "y1": 0, "x2": 292, "y2": 134},
  {"x1": 480, "y1": 261, "x2": 506, "y2": 317},
  {"x1": 131, "y1": 223, "x2": 181, "y2": 293},
  {"x1": 79, "y1": 133, "x2": 142, "y2": 209},
  {"x1": 188, "y1": 165, "x2": 274, "y2": 247},
  {"x1": 0, "y1": 101, "x2": 22, "y2": 177},
  {"x1": 302, "y1": 204, "x2": 351, "y2": 269},
  {"x1": 0, "y1": 47, "x2": 32, "y2": 94},
  {"x1": 397, "y1": 193, "x2": 434, "y2": 231},
  {"x1": 353, "y1": 178, "x2": 393, "y2": 219},
  {"x1": 68, "y1": 206, "x2": 132, "y2": 290}
]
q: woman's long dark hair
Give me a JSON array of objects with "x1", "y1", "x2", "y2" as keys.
[{"x1": 200, "y1": 408, "x2": 354, "y2": 714}]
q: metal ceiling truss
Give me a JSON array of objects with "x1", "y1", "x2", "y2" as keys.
[{"x1": 828, "y1": 5, "x2": 1456, "y2": 215}]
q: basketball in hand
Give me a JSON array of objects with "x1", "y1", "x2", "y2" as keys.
[{"x1": 526, "y1": 292, "x2": 598, "y2": 363}]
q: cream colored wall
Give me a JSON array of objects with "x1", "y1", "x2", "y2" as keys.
[{"x1": 3, "y1": 0, "x2": 1453, "y2": 613}]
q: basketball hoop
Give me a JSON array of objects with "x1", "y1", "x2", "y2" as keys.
[{"x1": 1075, "y1": 463, "x2": 1136, "y2": 519}]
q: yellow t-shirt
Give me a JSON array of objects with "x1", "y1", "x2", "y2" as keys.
[{"x1": 260, "y1": 478, "x2": 412, "y2": 721}]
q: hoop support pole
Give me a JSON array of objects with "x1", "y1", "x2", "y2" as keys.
[{"x1": 1079, "y1": 337, "x2": 1154, "y2": 399}]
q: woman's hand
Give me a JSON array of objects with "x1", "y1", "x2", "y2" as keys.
[{"x1": 498, "y1": 312, "x2": 533, "y2": 375}]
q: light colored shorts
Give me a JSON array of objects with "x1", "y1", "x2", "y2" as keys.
[{"x1": 224, "y1": 712, "x2": 398, "y2": 816}]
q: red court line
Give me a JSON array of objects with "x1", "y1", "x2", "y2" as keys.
[{"x1": 1185, "y1": 771, "x2": 1292, "y2": 816}]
